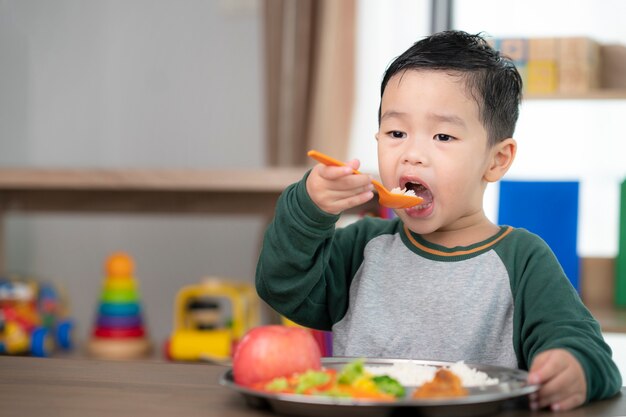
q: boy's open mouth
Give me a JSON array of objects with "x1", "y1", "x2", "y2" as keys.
[{"x1": 402, "y1": 180, "x2": 433, "y2": 207}]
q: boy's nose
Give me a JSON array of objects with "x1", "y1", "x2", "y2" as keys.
[{"x1": 401, "y1": 141, "x2": 428, "y2": 166}]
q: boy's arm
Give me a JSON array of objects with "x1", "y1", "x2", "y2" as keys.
[
  {"x1": 255, "y1": 173, "x2": 354, "y2": 330},
  {"x1": 509, "y1": 232, "x2": 622, "y2": 402}
]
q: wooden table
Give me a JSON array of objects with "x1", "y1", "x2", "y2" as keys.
[{"x1": 1, "y1": 356, "x2": 624, "y2": 417}]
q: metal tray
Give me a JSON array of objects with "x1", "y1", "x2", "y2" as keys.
[{"x1": 220, "y1": 357, "x2": 539, "y2": 417}]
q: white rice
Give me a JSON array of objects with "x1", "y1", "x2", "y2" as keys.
[
  {"x1": 366, "y1": 361, "x2": 499, "y2": 387},
  {"x1": 390, "y1": 187, "x2": 417, "y2": 197}
]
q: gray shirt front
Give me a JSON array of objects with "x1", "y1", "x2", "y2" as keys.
[{"x1": 332, "y1": 233, "x2": 517, "y2": 368}]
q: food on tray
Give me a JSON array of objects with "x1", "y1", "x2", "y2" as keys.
[
  {"x1": 367, "y1": 361, "x2": 499, "y2": 388},
  {"x1": 447, "y1": 361, "x2": 500, "y2": 386},
  {"x1": 252, "y1": 358, "x2": 405, "y2": 400},
  {"x1": 412, "y1": 369, "x2": 468, "y2": 398},
  {"x1": 232, "y1": 327, "x2": 500, "y2": 402},
  {"x1": 232, "y1": 325, "x2": 322, "y2": 387},
  {"x1": 247, "y1": 359, "x2": 501, "y2": 400}
]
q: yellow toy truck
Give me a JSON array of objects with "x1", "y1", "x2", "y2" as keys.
[{"x1": 164, "y1": 278, "x2": 259, "y2": 362}]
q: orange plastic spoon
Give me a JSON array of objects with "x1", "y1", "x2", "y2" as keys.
[{"x1": 307, "y1": 150, "x2": 423, "y2": 209}]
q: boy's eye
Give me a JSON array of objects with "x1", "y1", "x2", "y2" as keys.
[
  {"x1": 389, "y1": 131, "x2": 406, "y2": 139},
  {"x1": 434, "y1": 134, "x2": 454, "y2": 142}
]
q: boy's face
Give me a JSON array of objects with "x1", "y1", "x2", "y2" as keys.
[{"x1": 377, "y1": 70, "x2": 495, "y2": 236}]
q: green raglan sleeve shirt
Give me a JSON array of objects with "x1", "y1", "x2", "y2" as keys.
[
  {"x1": 255, "y1": 175, "x2": 339, "y2": 329},
  {"x1": 495, "y1": 231, "x2": 622, "y2": 401},
  {"x1": 256, "y1": 175, "x2": 622, "y2": 402}
]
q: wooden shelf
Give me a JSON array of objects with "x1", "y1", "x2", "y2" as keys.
[
  {"x1": 525, "y1": 89, "x2": 626, "y2": 100},
  {"x1": 0, "y1": 168, "x2": 308, "y2": 215},
  {"x1": 0, "y1": 168, "x2": 309, "y2": 192},
  {"x1": 0, "y1": 167, "x2": 382, "y2": 271}
]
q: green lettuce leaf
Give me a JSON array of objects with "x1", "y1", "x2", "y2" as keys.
[
  {"x1": 295, "y1": 370, "x2": 331, "y2": 394},
  {"x1": 265, "y1": 377, "x2": 288, "y2": 392},
  {"x1": 337, "y1": 358, "x2": 365, "y2": 385}
]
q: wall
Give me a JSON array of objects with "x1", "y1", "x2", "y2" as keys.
[{"x1": 0, "y1": 0, "x2": 265, "y2": 348}]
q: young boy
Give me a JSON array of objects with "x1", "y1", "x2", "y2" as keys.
[{"x1": 255, "y1": 31, "x2": 622, "y2": 411}]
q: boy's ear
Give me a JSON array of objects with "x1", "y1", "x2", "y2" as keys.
[{"x1": 484, "y1": 138, "x2": 516, "y2": 183}]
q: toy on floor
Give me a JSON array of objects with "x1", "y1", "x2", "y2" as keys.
[
  {"x1": 164, "y1": 278, "x2": 259, "y2": 362},
  {"x1": 86, "y1": 253, "x2": 152, "y2": 360},
  {"x1": 0, "y1": 277, "x2": 73, "y2": 357}
]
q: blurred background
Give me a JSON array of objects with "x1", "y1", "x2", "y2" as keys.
[{"x1": 1, "y1": 0, "x2": 625, "y2": 361}]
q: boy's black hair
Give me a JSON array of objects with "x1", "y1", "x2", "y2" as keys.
[{"x1": 379, "y1": 30, "x2": 523, "y2": 146}]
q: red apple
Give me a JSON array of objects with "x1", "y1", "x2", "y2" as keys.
[{"x1": 232, "y1": 325, "x2": 322, "y2": 387}]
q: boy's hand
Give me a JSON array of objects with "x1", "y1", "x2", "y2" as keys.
[
  {"x1": 306, "y1": 159, "x2": 374, "y2": 215},
  {"x1": 528, "y1": 349, "x2": 587, "y2": 411}
]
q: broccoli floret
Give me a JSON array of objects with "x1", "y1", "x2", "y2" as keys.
[{"x1": 372, "y1": 375, "x2": 405, "y2": 398}]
